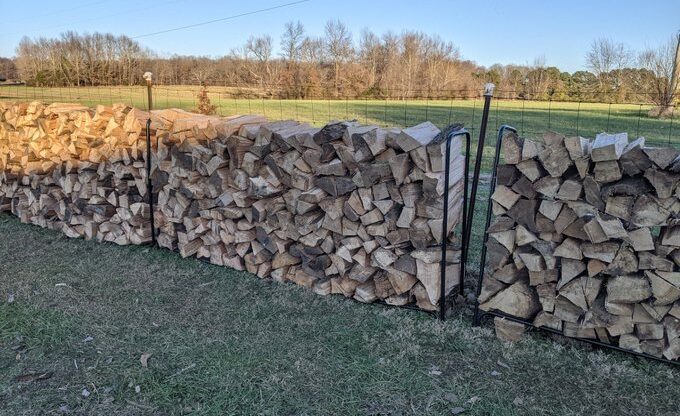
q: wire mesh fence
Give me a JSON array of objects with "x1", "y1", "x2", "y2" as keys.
[{"x1": 0, "y1": 83, "x2": 677, "y2": 174}]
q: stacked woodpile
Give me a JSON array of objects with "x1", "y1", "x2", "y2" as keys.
[
  {"x1": 0, "y1": 101, "x2": 152, "y2": 244},
  {"x1": 151, "y1": 112, "x2": 465, "y2": 310},
  {"x1": 0, "y1": 101, "x2": 466, "y2": 311},
  {"x1": 479, "y1": 131, "x2": 680, "y2": 361}
]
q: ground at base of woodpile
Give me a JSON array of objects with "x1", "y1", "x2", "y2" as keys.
[{"x1": 1, "y1": 213, "x2": 678, "y2": 416}]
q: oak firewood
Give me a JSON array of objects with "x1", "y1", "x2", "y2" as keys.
[
  {"x1": 502, "y1": 132, "x2": 523, "y2": 165},
  {"x1": 564, "y1": 136, "x2": 590, "y2": 160},
  {"x1": 555, "y1": 180, "x2": 582, "y2": 201},
  {"x1": 538, "y1": 142, "x2": 571, "y2": 177},
  {"x1": 53, "y1": 105, "x2": 680, "y2": 325},
  {"x1": 644, "y1": 169, "x2": 678, "y2": 199},
  {"x1": 516, "y1": 160, "x2": 543, "y2": 182},
  {"x1": 593, "y1": 161, "x2": 622, "y2": 183},
  {"x1": 631, "y1": 195, "x2": 670, "y2": 227},
  {"x1": 533, "y1": 176, "x2": 561, "y2": 198},
  {"x1": 643, "y1": 146, "x2": 680, "y2": 170},
  {"x1": 591, "y1": 133, "x2": 627, "y2": 161},
  {"x1": 618, "y1": 137, "x2": 651, "y2": 176},
  {"x1": 479, "y1": 281, "x2": 541, "y2": 319},
  {"x1": 396, "y1": 122, "x2": 440, "y2": 152},
  {"x1": 496, "y1": 164, "x2": 519, "y2": 186},
  {"x1": 607, "y1": 275, "x2": 652, "y2": 303}
]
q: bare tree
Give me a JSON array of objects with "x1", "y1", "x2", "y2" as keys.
[
  {"x1": 378, "y1": 32, "x2": 401, "y2": 95},
  {"x1": 524, "y1": 56, "x2": 548, "y2": 98},
  {"x1": 0, "y1": 57, "x2": 18, "y2": 81},
  {"x1": 358, "y1": 30, "x2": 381, "y2": 89},
  {"x1": 245, "y1": 35, "x2": 273, "y2": 88},
  {"x1": 246, "y1": 35, "x2": 273, "y2": 63},
  {"x1": 280, "y1": 21, "x2": 305, "y2": 97},
  {"x1": 300, "y1": 37, "x2": 324, "y2": 64},
  {"x1": 422, "y1": 35, "x2": 458, "y2": 95},
  {"x1": 15, "y1": 32, "x2": 150, "y2": 86},
  {"x1": 400, "y1": 32, "x2": 425, "y2": 98},
  {"x1": 281, "y1": 21, "x2": 305, "y2": 62},
  {"x1": 586, "y1": 38, "x2": 632, "y2": 93},
  {"x1": 324, "y1": 19, "x2": 353, "y2": 96},
  {"x1": 639, "y1": 34, "x2": 680, "y2": 116},
  {"x1": 18, "y1": 28, "x2": 656, "y2": 103}
]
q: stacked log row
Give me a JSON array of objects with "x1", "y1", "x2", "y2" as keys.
[
  {"x1": 151, "y1": 114, "x2": 465, "y2": 310},
  {"x1": 479, "y1": 131, "x2": 680, "y2": 361},
  {"x1": 0, "y1": 101, "x2": 152, "y2": 244},
  {"x1": 0, "y1": 101, "x2": 466, "y2": 311}
]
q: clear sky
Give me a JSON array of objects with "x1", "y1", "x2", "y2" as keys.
[{"x1": 1, "y1": 0, "x2": 678, "y2": 72}]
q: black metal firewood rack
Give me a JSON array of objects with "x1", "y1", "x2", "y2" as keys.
[
  {"x1": 470, "y1": 124, "x2": 679, "y2": 367},
  {"x1": 143, "y1": 117, "x2": 473, "y2": 319}
]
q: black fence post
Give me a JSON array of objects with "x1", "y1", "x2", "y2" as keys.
[
  {"x1": 143, "y1": 72, "x2": 157, "y2": 247},
  {"x1": 465, "y1": 83, "x2": 494, "y2": 251},
  {"x1": 669, "y1": 105, "x2": 675, "y2": 145},
  {"x1": 146, "y1": 118, "x2": 156, "y2": 246},
  {"x1": 520, "y1": 97, "x2": 525, "y2": 135}
]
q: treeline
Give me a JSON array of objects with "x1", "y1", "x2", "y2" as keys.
[
  {"x1": 10, "y1": 25, "x2": 479, "y2": 99},
  {"x1": 4, "y1": 24, "x2": 678, "y2": 106},
  {"x1": 14, "y1": 32, "x2": 149, "y2": 87},
  {"x1": 0, "y1": 58, "x2": 18, "y2": 81},
  {"x1": 485, "y1": 64, "x2": 666, "y2": 104}
]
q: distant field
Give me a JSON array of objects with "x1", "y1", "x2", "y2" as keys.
[{"x1": 1, "y1": 85, "x2": 677, "y2": 171}]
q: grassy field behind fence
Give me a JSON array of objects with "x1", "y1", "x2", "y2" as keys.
[{"x1": 1, "y1": 85, "x2": 678, "y2": 172}]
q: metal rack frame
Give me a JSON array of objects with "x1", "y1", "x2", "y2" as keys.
[
  {"x1": 439, "y1": 127, "x2": 471, "y2": 320},
  {"x1": 471, "y1": 124, "x2": 679, "y2": 366},
  {"x1": 143, "y1": 121, "x2": 473, "y2": 319}
]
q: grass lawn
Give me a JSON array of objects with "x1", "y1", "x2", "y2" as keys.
[
  {"x1": 1, "y1": 85, "x2": 678, "y2": 173},
  {"x1": 1, "y1": 197, "x2": 679, "y2": 415}
]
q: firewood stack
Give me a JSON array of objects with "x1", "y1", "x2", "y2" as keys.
[
  {"x1": 0, "y1": 101, "x2": 152, "y2": 244},
  {"x1": 479, "y1": 131, "x2": 680, "y2": 361},
  {"x1": 0, "y1": 101, "x2": 466, "y2": 311},
  {"x1": 152, "y1": 115, "x2": 465, "y2": 310}
]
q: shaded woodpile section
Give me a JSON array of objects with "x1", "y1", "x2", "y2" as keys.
[
  {"x1": 0, "y1": 101, "x2": 465, "y2": 311},
  {"x1": 479, "y1": 131, "x2": 680, "y2": 361},
  {"x1": 0, "y1": 101, "x2": 152, "y2": 244},
  {"x1": 151, "y1": 111, "x2": 465, "y2": 310}
]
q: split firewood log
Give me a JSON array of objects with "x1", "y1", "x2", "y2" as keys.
[{"x1": 479, "y1": 129, "x2": 680, "y2": 359}]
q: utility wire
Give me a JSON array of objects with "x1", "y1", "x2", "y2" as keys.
[{"x1": 132, "y1": 0, "x2": 310, "y2": 39}]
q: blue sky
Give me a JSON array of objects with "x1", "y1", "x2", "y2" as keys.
[{"x1": 1, "y1": 0, "x2": 678, "y2": 72}]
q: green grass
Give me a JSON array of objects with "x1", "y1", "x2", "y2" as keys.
[
  {"x1": 1, "y1": 85, "x2": 678, "y2": 173},
  {"x1": 1, "y1": 209, "x2": 679, "y2": 415}
]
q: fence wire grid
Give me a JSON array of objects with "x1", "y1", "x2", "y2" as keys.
[{"x1": 0, "y1": 84, "x2": 677, "y2": 174}]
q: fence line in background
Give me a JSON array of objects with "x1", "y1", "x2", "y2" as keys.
[
  {"x1": 1, "y1": 83, "x2": 678, "y2": 104},
  {"x1": 0, "y1": 84, "x2": 677, "y2": 173}
]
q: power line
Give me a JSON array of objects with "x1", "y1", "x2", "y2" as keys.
[{"x1": 132, "y1": 0, "x2": 310, "y2": 39}]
